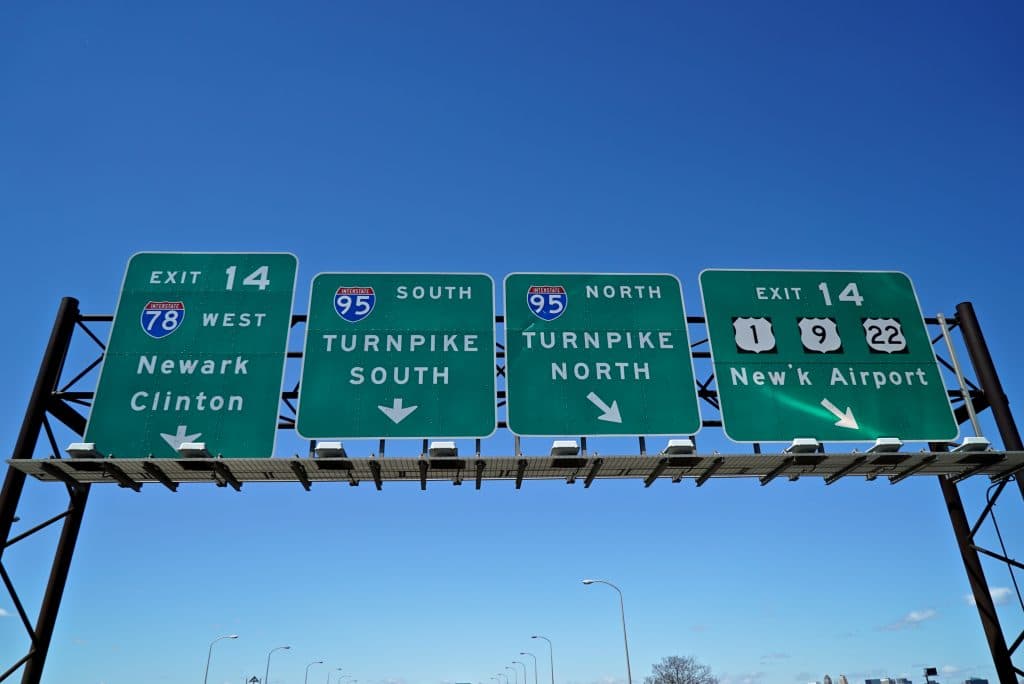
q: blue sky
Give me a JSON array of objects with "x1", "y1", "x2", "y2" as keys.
[{"x1": 1, "y1": 1, "x2": 1023, "y2": 683}]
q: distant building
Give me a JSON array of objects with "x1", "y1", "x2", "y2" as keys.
[
  {"x1": 963, "y1": 679, "x2": 989, "y2": 684},
  {"x1": 839, "y1": 677, "x2": 849, "y2": 684},
  {"x1": 824, "y1": 676, "x2": 833, "y2": 684}
]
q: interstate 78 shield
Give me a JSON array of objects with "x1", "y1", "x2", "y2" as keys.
[{"x1": 140, "y1": 301, "x2": 186, "y2": 339}]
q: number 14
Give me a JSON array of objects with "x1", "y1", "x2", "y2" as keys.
[
  {"x1": 224, "y1": 265, "x2": 271, "y2": 291},
  {"x1": 818, "y1": 282, "x2": 864, "y2": 306}
]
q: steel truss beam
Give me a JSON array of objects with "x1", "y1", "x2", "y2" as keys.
[
  {"x1": 12, "y1": 450, "x2": 1019, "y2": 486},
  {"x1": 0, "y1": 298, "x2": 90, "y2": 684},
  {"x1": 950, "y1": 303, "x2": 1024, "y2": 679},
  {"x1": 3, "y1": 299, "x2": 1024, "y2": 682}
]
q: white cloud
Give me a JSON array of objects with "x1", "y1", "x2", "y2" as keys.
[
  {"x1": 965, "y1": 586, "x2": 1014, "y2": 606},
  {"x1": 906, "y1": 609, "x2": 938, "y2": 623},
  {"x1": 941, "y1": 665, "x2": 963, "y2": 676},
  {"x1": 881, "y1": 608, "x2": 938, "y2": 631},
  {"x1": 0, "y1": 608, "x2": 10, "y2": 617}
]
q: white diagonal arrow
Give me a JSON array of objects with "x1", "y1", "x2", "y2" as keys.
[
  {"x1": 586, "y1": 391, "x2": 622, "y2": 424},
  {"x1": 820, "y1": 398, "x2": 858, "y2": 429},
  {"x1": 378, "y1": 398, "x2": 418, "y2": 424},
  {"x1": 160, "y1": 425, "x2": 202, "y2": 452}
]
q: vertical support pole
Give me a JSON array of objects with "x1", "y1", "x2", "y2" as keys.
[
  {"x1": 955, "y1": 302, "x2": 1024, "y2": 497},
  {"x1": 0, "y1": 297, "x2": 91, "y2": 684},
  {"x1": 937, "y1": 472, "x2": 1016, "y2": 682},
  {"x1": 940, "y1": 304, "x2": 1024, "y2": 678},
  {"x1": 20, "y1": 482, "x2": 90, "y2": 684},
  {"x1": 0, "y1": 297, "x2": 81, "y2": 556}
]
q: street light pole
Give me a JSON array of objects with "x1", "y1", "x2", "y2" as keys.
[
  {"x1": 305, "y1": 660, "x2": 324, "y2": 684},
  {"x1": 264, "y1": 645, "x2": 291, "y2": 684},
  {"x1": 519, "y1": 652, "x2": 538, "y2": 684},
  {"x1": 203, "y1": 634, "x2": 239, "y2": 684},
  {"x1": 513, "y1": 660, "x2": 527, "y2": 684},
  {"x1": 530, "y1": 635, "x2": 554, "y2": 684},
  {"x1": 506, "y1": 666, "x2": 517, "y2": 684},
  {"x1": 582, "y1": 579, "x2": 632, "y2": 684},
  {"x1": 203, "y1": 634, "x2": 238, "y2": 684},
  {"x1": 330, "y1": 667, "x2": 343, "y2": 684}
]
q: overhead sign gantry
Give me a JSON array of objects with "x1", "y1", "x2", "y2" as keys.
[{"x1": 5, "y1": 263, "x2": 1023, "y2": 684}]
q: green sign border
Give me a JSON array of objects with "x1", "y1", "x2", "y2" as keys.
[
  {"x1": 699, "y1": 268, "x2": 959, "y2": 444},
  {"x1": 503, "y1": 271, "x2": 703, "y2": 438},
  {"x1": 295, "y1": 271, "x2": 498, "y2": 440}
]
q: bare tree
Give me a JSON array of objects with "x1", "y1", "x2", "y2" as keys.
[{"x1": 644, "y1": 656, "x2": 719, "y2": 684}]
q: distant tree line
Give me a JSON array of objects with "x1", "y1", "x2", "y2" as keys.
[{"x1": 645, "y1": 655, "x2": 718, "y2": 684}]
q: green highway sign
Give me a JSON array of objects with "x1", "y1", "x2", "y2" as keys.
[
  {"x1": 503, "y1": 273, "x2": 701, "y2": 437},
  {"x1": 296, "y1": 273, "x2": 496, "y2": 439},
  {"x1": 85, "y1": 252, "x2": 298, "y2": 457},
  {"x1": 699, "y1": 269, "x2": 958, "y2": 443}
]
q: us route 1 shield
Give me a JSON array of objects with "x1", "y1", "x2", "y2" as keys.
[
  {"x1": 699, "y1": 269, "x2": 958, "y2": 443},
  {"x1": 503, "y1": 273, "x2": 702, "y2": 437},
  {"x1": 296, "y1": 273, "x2": 496, "y2": 439},
  {"x1": 85, "y1": 252, "x2": 298, "y2": 457}
]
